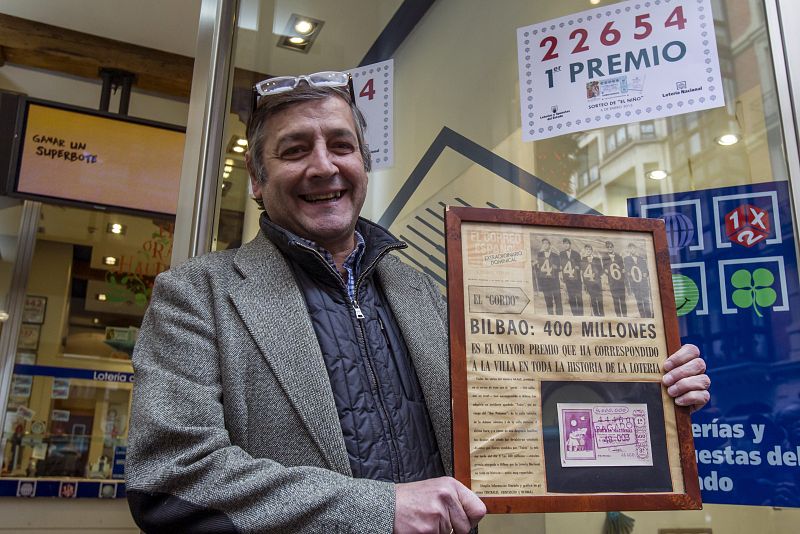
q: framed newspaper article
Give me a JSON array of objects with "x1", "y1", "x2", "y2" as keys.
[{"x1": 445, "y1": 206, "x2": 701, "y2": 513}]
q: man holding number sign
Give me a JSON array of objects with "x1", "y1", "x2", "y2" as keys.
[
  {"x1": 127, "y1": 71, "x2": 710, "y2": 533},
  {"x1": 625, "y1": 242, "x2": 653, "y2": 318},
  {"x1": 603, "y1": 241, "x2": 628, "y2": 317},
  {"x1": 535, "y1": 238, "x2": 564, "y2": 315},
  {"x1": 560, "y1": 238, "x2": 584, "y2": 316}
]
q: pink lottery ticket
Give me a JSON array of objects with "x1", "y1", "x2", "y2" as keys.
[{"x1": 557, "y1": 403, "x2": 653, "y2": 467}]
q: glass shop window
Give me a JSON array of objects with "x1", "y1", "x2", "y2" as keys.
[
  {"x1": 576, "y1": 140, "x2": 600, "y2": 191},
  {"x1": 2, "y1": 203, "x2": 172, "y2": 490},
  {"x1": 639, "y1": 121, "x2": 656, "y2": 140}
]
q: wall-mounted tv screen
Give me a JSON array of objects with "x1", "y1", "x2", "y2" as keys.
[{"x1": 0, "y1": 92, "x2": 185, "y2": 217}]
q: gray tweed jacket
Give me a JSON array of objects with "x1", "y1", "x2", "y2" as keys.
[{"x1": 126, "y1": 231, "x2": 453, "y2": 533}]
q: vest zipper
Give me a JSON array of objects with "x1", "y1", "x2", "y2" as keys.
[
  {"x1": 352, "y1": 243, "x2": 406, "y2": 481},
  {"x1": 295, "y1": 240, "x2": 406, "y2": 482}
]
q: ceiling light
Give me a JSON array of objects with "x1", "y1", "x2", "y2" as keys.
[
  {"x1": 236, "y1": 138, "x2": 248, "y2": 146},
  {"x1": 0, "y1": 311, "x2": 9, "y2": 322},
  {"x1": 232, "y1": 146, "x2": 245, "y2": 153},
  {"x1": 294, "y1": 20, "x2": 314, "y2": 35},
  {"x1": 97, "y1": 293, "x2": 108, "y2": 302},
  {"x1": 93, "y1": 318, "x2": 100, "y2": 324},
  {"x1": 107, "y1": 223, "x2": 126, "y2": 235},
  {"x1": 102, "y1": 256, "x2": 117, "y2": 266},
  {"x1": 716, "y1": 133, "x2": 740, "y2": 146},
  {"x1": 223, "y1": 172, "x2": 230, "y2": 178},
  {"x1": 225, "y1": 158, "x2": 234, "y2": 166},
  {"x1": 278, "y1": 13, "x2": 324, "y2": 53},
  {"x1": 590, "y1": 0, "x2": 601, "y2": 4},
  {"x1": 647, "y1": 169, "x2": 668, "y2": 180},
  {"x1": 224, "y1": 165, "x2": 233, "y2": 173}
]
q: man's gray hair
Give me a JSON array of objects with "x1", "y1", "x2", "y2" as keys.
[{"x1": 246, "y1": 84, "x2": 372, "y2": 209}]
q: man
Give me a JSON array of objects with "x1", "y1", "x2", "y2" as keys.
[
  {"x1": 533, "y1": 238, "x2": 563, "y2": 315},
  {"x1": 559, "y1": 238, "x2": 583, "y2": 316},
  {"x1": 625, "y1": 242, "x2": 653, "y2": 318},
  {"x1": 603, "y1": 241, "x2": 628, "y2": 317},
  {"x1": 582, "y1": 244, "x2": 605, "y2": 316},
  {"x1": 126, "y1": 75, "x2": 711, "y2": 533}
]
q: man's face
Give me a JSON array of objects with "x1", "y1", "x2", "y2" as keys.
[
  {"x1": 606, "y1": 243, "x2": 614, "y2": 254},
  {"x1": 542, "y1": 240, "x2": 550, "y2": 252},
  {"x1": 562, "y1": 242, "x2": 571, "y2": 252},
  {"x1": 250, "y1": 96, "x2": 368, "y2": 251}
]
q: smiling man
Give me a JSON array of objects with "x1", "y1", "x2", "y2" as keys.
[
  {"x1": 252, "y1": 95, "x2": 368, "y2": 266},
  {"x1": 126, "y1": 75, "x2": 711, "y2": 534}
]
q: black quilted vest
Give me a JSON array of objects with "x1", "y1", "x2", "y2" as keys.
[{"x1": 261, "y1": 216, "x2": 445, "y2": 483}]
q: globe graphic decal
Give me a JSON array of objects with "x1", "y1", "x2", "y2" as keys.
[
  {"x1": 672, "y1": 274, "x2": 700, "y2": 316},
  {"x1": 662, "y1": 212, "x2": 695, "y2": 254}
]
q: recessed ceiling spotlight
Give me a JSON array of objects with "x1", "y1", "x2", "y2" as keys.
[
  {"x1": 224, "y1": 165, "x2": 233, "y2": 173},
  {"x1": 223, "y1": 172, "x2": 230, "y2": 179},
  {"x1": 716, "y1": 133, "x2": 740, "y2": 146},
  {"x1": 294, "y1": 19, "x2": 314, "y2": 35},
  {"x1": 225, "y1": 158, "x2": 234, "y2": 166},
  {"x1": 278, "y1": 13, "x2": 324, "y2": 53},
  {"x1": 229, "y1": 136, "x2": 248, "y2": 154},
  {"x1": 93, "y1": 317, "x2": 100, "y2": 324},
  {"x1": 107, "y1": 223, "x2": 126, "y2": 235},
  {"x1": 96, "y1": 293, "x2": 108, "y2": 302},
  {"x1": 647, "y1": 169, "x2": 669, "y2": 180},
  {"x1": 590, "y1": 0, "x2": 602, "y2": 5},
  {"x1": 103, "y1": 256, "x2": 118, "y2": 266},
  {"x1": 0, "y1": 311, "x2": 9, "y2": 322}
]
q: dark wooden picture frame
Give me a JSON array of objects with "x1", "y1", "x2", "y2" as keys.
[{"x1": 445, "y1": 206, "x2": 701, "y2": 513}]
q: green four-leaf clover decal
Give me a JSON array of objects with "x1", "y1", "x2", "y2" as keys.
[{"x1": 731, "y1": 268, "x2": 777, "y2": 317}]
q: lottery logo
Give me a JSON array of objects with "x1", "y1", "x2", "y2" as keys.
[
  {"x1": 662, "y1": 212, "x2": 695, "y2": 254},
  {"x1": 731, "y1": 268, "x2": 777, "y2": 317},
  {"x1": 59, "y1": 482, "x2": 77, "y2": 498},
  {"x1": 99, "y1": 483, "x2": 117, "y2": 499},
  {"x1": 725, "y1": 204, "x2": 770, "y2": 248},
  {"x1": 17, "y1": 481, "x2": 35, "y2": 498},
  {"x1": 672, "y1": 274, "x2": 700, "y2": 316}
]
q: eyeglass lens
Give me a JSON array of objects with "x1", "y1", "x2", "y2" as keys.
[{"x1": 256, "y1": 72, "x2": 350, "y2": 96}]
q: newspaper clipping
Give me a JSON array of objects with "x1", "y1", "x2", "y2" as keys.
[{"x1": 460, "y1": 221, "x2": 683, "y2": 496}]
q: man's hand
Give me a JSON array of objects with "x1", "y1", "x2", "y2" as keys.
[
  {"x1": 394, "y1": 477, "x2": 486, "y2": 534},
  {"x1": 662, "y1": 344, "x2": 711, "y2": 412}
]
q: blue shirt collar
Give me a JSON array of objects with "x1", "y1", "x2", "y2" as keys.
[{"x1": 295, "y1": 231, "x2": 366, "y2": 300}]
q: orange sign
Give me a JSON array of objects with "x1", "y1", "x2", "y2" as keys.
[{"x1": 17, "y1": 104, "x2": 184, "y2": 215}]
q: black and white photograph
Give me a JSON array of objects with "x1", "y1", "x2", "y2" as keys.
[{"x1": 529, "y1": 231, "x2": 655, "y2": 320}]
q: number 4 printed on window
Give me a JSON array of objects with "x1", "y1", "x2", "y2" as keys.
[
  {"x1": 345, "y1": 59, "x2": 394, "y2": 169},
  {"x1": 359, "y1": 79, "x2": 375, "y2": 100}
]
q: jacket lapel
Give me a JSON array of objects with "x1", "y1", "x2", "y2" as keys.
[
  {"x1": 229, "y1": 234, "x2": 351, "y2": 475},
  {"x1": 377, "y1": 260, "x2": 454, "y2": 475}
]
